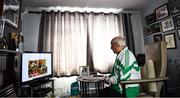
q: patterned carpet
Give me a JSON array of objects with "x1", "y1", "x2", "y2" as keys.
[{"x1": 45, "y1": 88, "x2": 71, "y2": 97}]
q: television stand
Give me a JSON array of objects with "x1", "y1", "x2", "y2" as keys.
[{"x1": 21, "y1": 79, "x2": 54, "y2": 97}]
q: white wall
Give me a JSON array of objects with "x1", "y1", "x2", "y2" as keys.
[{"x1": 22, "y1": 12, "x2": 41, "y2": 51}]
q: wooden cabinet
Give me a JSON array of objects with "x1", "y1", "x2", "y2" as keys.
[
  {"x1": 0, "y1": 49, "x2": 23, "y2": 96},
  {"x1": 0, "y1": 0, "x2": 22, "y2": 97},
  {"x1": 0, "y1": 0, "x2": 3, "y2": 16}
]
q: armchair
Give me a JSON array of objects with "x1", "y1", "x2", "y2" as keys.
[{"x1": 121, "y1": 41, "x2": 169, "y2": 97}]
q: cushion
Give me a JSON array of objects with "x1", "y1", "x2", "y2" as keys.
[{"x1": 141, "y1": 60, "x2": 157, "y2": 93}]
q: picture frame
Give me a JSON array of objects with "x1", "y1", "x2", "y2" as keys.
[
  {"x1": 79, "y1": 66, "x2": 89, "y2": 76},
  {"x1": 164, "y1": 33, "x2": 176, "y2": 49},
  {"x1": 3, "y1": 0, "x2": 20, "y2": 28},
  {"x1": 145, "y1": 13, "x2": 156, "y2": 25},
  {"x1": 177, "y1": 28, "x2": 180, "y2": 40},
  {"x1": 151, "y1": 23, "x2": 161, "y2": 33},
  {"x1": 154, "y1": 34, "x2": 162, "y2": 42},
  {"x1": 144, "y1": 26, "x2": 152, "y2": 35},
  {"x1": 174, "y1": 15, "x2": 180, "y2": 27},
  {"x1": 161, "y1": 18, "x2": 175, "y2": 32},
  {"x1": 169, "y1": 0, "x2": 180, "y2": 15},
  {"x1": 155, "y1": 3, "x2": 169, "y2": 20},
  {"x1": 10, "y1": 32, "x2": 19, "y2": 43}
]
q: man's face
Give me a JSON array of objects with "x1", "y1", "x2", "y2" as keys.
[{"x1": 111, "y1": 43, "x2": 119, "y2": 54}]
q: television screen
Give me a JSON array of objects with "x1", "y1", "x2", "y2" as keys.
[{"x1": 21, "y1": 52, "x2": 52, "y2": 83}]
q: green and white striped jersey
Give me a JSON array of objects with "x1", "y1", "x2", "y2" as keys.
[{"x1": 107, "y1": 47, "x2": 141, "y2": 97}]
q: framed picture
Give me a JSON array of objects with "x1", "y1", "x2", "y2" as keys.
[
  {"x1": 174, "y1": 15, "x2": 180, "y2": 27},
  {"x1": 151, "y1": 23, "x2": 161, "y2": 33},
  {"x1": 164, "y1": 33, "x2": 176, "y2": 49},
  {"x1": 154, "y1": 34, "x2": 162, "y2": 42},
  {"x1": 145, "y1": 13, "x2": 156, "y2": 25},
  {"x1": 161, "y1": 18, "x2": 175, "y2": 32},
  {"x1": 10, "y1": 32, "x2": 19, "y2": 43},
  {"x1": 177, "y1": 28, "x2": 180, "y2": 40},
  {"x1": 144, "y1": 26, "x2": 152, "y2": 35},
  {"x1": 155, "y1": 3, "x2": 169, "y2": 20},
  {"x1": 3, "y1": 0, "x2": 20, "y2": 28},
  {"x1": 169, "y1": 0, "x2": 180, "y2": 15},
  {"x1": 79, "y1": 66, "x2": 89, "y2": 76}
]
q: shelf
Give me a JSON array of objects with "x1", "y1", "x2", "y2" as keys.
[
  {"x1": 0, "y1": 49, "x2": 23, "y2": 54},
  {"x1": 5, "y1": 19, "x2": 18, "y2": 29},
  {"x1": 21, "y1": 79, "x2": 54, "y2": 97}
]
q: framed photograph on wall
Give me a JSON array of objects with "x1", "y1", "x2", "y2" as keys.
[
  {"x1": 155, "y1": 3, "x2": 169, "y2": 20},
  {"x1": 145, "y1": 13, "x2": 156, "y2": 25},
  {"x1": 144, "y1": 26, "x2": 152, "y2": 35},
  {"x1": 161, "y1": 18, "x2": 175, "y2": 32},
  {"x1": 174, "y1": 15, "x2": 180, "y2": 27},
  {"x1": 169, "y1": 0, "x2": 180, "y2": 15},
  {"x1": 164, "y1": 33, "x2": 176, "y2": 49},
  {"x1": 154, "y1": 34, "x2": 162, "y2": 42},
  {"x1": 177, "y1": 28, "x2": 180, "y2": 40},
  {"x1": 79, "y1": 66, "x2": 89, "y2": 76},
  {"x1": 3, "y1": 0, "x2": 20, "y2": 28},
  {"x1": 151, "y1": 23, "x2": 161, "y2": 33}
]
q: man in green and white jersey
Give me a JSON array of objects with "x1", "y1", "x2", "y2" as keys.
[{"x1": 99, "y1": 36, "x2": 141, "y2": 97}]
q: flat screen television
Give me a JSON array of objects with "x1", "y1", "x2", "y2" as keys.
[{"x1": 21, "y1": 52, "x2": 53, "y2": 84}]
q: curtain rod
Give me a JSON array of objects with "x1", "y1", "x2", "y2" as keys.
[
  {"x1": 29, "y1": 11, "x2": 42, "y2": 14},
  {"x1": 28, "y1": 10, "x2": 139, "y2": 14},
  {"x1": 28, "y1": 11, "x2": 121, "y2": 15}
]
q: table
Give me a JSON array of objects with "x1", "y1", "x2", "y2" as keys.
[{"x1": 76, "y1": 75, "x2": 105, "y2": 97}]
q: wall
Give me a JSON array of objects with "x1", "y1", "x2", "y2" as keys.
[
  {"x1": 22, "y1": 12, "x2": 41, "y2": 51},
  {"x1": 21, "y1": 7, "x2": 152, "y2": 94},
  {"x1": 141, "y1": 0, "x2": 180, "y2": 91}
]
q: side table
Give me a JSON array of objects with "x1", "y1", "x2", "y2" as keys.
[{"x1": 76, "y1": 76, "x2": 105, "y2": 97}]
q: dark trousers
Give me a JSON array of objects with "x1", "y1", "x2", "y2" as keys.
[{"x1": 99, "y1": 86, "x2": 122, "y2": 97}]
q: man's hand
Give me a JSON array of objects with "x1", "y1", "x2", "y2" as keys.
[{"x1": 104, "y1": 76, "x2": 110, "y2": 84}]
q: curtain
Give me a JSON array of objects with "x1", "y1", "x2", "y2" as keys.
[
  {"x1": 38, "y1": 11, "x2": 124, "y2": 76},
  {"x1": 122, "y1": 13, "x2": 135, "y2": 54},
  {"x1": 87, "y1": 13, "x2": 124, "y2": 73},
  {"x1": 131, "y1": 14, "x2": 145, "y2": 55},
  {"x1": 38, "y1": 11, "x2": 87, "y2": 76}
]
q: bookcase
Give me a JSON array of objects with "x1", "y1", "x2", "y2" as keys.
[
  {"x1": 0, "y1": 0, "x2": 22, "y2": 96},
  {"x1": 0, "y1": 49, "x2": 23, "y2": 97}
]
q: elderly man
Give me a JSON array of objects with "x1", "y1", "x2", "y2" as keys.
[{"x1": 99, "y1": 36, "x2": 141, "y2": 97}]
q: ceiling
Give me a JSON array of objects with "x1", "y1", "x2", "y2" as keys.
[{"x1": 23, "y1": 0, "x2": 152, "y2": 11}]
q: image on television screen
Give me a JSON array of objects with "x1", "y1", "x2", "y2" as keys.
[
  {"x1": 21, "y1": 52, "x2": 52, "y2": 83},
  {"x1": 28, "y1": 59, "x2": 47, "y2": 78}
]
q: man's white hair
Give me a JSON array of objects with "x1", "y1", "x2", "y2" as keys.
[{"x1": 111, "y1": 36, "x2": 126, "y2": 46}]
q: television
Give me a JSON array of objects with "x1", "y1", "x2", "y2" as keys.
[{"x1": 21, "y1": 52, "x2": 53, "y2": 84}]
